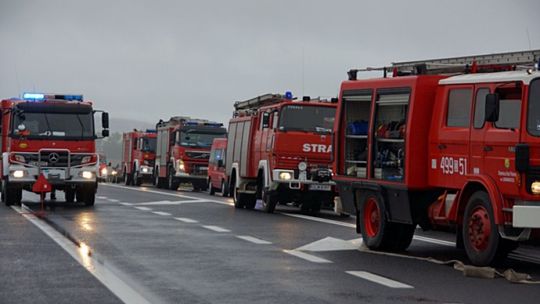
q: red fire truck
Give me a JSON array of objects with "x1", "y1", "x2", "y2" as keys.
[
  {"x1": 154, "y1": 116, "x2": 226, "y2": 190},
  {"x1": 1, "y1": 93, "x2": 109, "y2": 206},
  {"x1": 121, "y1": 130, "x2": 157, "y2": 186},
  {"x1": 207, "y1": 138, "x2": 229, "y2": 196},
  {"x1": 226, "y1": 93, "x2": 337, "y2": 213},
  {"x1": 334, "y1": 50, "x2": 540, "y2": 265}
]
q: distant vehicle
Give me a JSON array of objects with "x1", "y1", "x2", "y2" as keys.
[
  {"x1": 334, "y1": 49, "x2": 540, "y2": 266},
  {"x1": 121, "y1": 130, "x2": 157, "y2": 186},
  {"x1": 97, "y1": 153, "x2": 109, "y2": 182},
  {"x1": 226, "y1": 93, "x2": 337, "y2": 213},
  {"x1": 155, "y1": 116, "x2": 227, "y2": 191},
  {"x1": 207, "y1": 138, "x2": 229, "y2": 196},
  {"x1": 0, "y1": 93, "x2": 109, "y2": 206}
]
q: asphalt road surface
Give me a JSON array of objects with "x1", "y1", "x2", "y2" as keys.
[{"x1": 2, "y1": 183, "x2": 540, "y2": 304}]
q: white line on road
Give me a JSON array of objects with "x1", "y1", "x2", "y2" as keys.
[
  {"x1": 134, "y1": 206, "x2": 153, "y2": 211},
  {"x1": 11, "y1": 206, "x2": 152, "y2": 304},
  {"x1": 96, "y1": 196, "x2": 108, "y2": 200},
  {"x1": 202, "y1": 225, "x2": 230, "y2": 233},
  {"x1": 281, "y1": 213, "x2": 356, "y2": 228},
  {"x1": 133, "y1": 200, "x2": 206, "y2": 206},
  {"x1": 152, "y1": 211, "x2": 172, "y2": 216},
  {"x1": 174, "y1": 217, "x2": 199, "y2": 223},
  {"x1": 119, "y1": 202, "x2": 133, "y2": 206},
  {"x1": 346, "y1": 271, "x2": 413, "y2": 289},
  {"x1": 236, "y1": 235, "x2": 272, "y2": 245},
  {"x1": 283, "y1": 250, "x2": 333, "y2": 263},
  {"x1": 107, "y1": 199, "x2": 120, "y2": 203}
]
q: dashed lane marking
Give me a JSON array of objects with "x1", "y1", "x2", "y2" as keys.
[
  {"x1": 236, "y1": 235, "x2": 272, "y2": 245},
  {"x1": 96, "y1": 196, "x2": 108, "y2": 200},
  {"x1": 346, "y1": 271, "x2": 413, "y2": 289},
  {"x1": 283, "y1": 250, "x2": 332, "y2": 263},
  {"x1": 133, "y1": 200, "x2": 206, "y2": 206},
  {"x1": 281, "y1": 212, "x2": 356, "y2": 228},
  {"x1": 152, "y1": 211, "x2": 172, "y2": 216},
  {"x1": 202, "y1": 225, "x2": 230, "y2": 233},
  {"x1": 174, "y1": 217, "x2": 199, "y2": 223},
  {"x1": 107, "y1": 198, "x2": 120, "y2": 203},
  {"x1": 134, "y1": 206, "x2": 153, "y2": 211},
  {"x1": 11, "y1": 206, "x2": 152, "y2": 304},
  {"x1": 119, "y1": 202, "x2": 133, "y2": 206}
]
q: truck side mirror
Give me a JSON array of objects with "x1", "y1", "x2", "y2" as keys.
[
  {"x1": 102, "y1": 129, "x2": 110, "y2": 137},
  {"x1": 515, "y1": 143, "x2": 530, "y2": 173},
  {"x1": 102, "y1": 112, "x2": 110, "y2": 129},
  {"x1": 217, "y1": 159, "x2": 224, "y2": 167},
  {"x1": 485, "y1": 93, "x2": 499, "y2": 122}
]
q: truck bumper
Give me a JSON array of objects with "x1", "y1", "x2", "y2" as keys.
[
  {"x1": 173, "y1": 172, "x2": 207, "y2": 183},
  {"x1": 513, "y1": 204, "x2": 540, "y2": 228},
  {"x1": 6, "y1": 165, "x2": 97, "y2": 189}
]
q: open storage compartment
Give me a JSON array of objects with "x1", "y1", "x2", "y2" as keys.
[
  {"x1": 372, "y1": 89, "x2": 410, "y2": 181},
  {"x1": 342, "y1": 90, "x2": 372, "y2": 178}
]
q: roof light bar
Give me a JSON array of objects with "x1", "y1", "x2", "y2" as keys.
[{"x1": 22, "y1": 93, "x2": 45, "y2": 100}]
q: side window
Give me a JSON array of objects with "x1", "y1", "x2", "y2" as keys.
[
  {"x1": 261, "y1": 112, "x2": 270, "y2": 129},
  {"x1": 447, "y1": 88, "x2": 472, "y2": 127},
  {"x1": 495, "y1": 86, "x2": 522, "y2": 129},
  {"x1": 272, "y1": 111, "x2": 279, "y2": 129},
  {"x1": 215, "y1": 149, "x2": 223, "y2": 161},
  {"x1": 473, "y1": 88, "x2": 490, "y2": 129}
]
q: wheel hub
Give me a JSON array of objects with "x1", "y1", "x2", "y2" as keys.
[
  {"x1": 364, "y1": 198, "x2": 380, "y2": 238},
  {"x1": 467, "y1": 206, "x2": 491, "y2": 252}
]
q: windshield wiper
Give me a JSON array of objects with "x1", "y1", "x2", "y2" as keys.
[
  {"x1": 43, "y1": 113, "x2": 53, "y2": 136},
  {"x1": 76, "y1": 114, "x2": 85, "y2": 138}
]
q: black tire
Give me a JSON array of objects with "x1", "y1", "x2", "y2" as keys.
[
  {"x1": 221, "y1": 180, "x2": 229, "y2": 197},
  {"x1": 65, "y1": 189, "x2": 75, "y2": 203},
  {"x1": 133, "y1": 166, "x2": 142, "y2": 186},
  {"x1": 462, "y1": 191, "x2": 506, "y2": 266},
  {"x1": 359, "y1": 193, "x2": 404, "y2": 251},
  {"x1": 261, "y1": 188, "x2": 278, "y2": 213},
  {"x1": 78, "y1": 186, "x2": 96, "y2": 206},
  {"x1": 167, "y1": 167, "x2": 179, "y2": 190},
  {"x1": 3, "y1": 180, "x2": 22, "y2": 206},
  {"x1": 124, "y1": 168, "x2": 132, "y2": 186},
  {"x1": 207, "y1": 180, "x2": 215, "y2": 195}
]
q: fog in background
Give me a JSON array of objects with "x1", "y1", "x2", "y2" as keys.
[{"x1": 1, "y1": 0, "x2": 539, "y2": 128}]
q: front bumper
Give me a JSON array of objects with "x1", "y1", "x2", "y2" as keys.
[
  {"x1": 7, "y1": 164, "x2": 97, "y2": 186},
  {"x1": 271, "y1": 169, "x2": 334, "y2": 191},
  {"x1": 174, "y1": 171, "x2": 207, "y2": 182},
  {"x1": 513, "y1": 203, "x2": 540, "y2": 228}
]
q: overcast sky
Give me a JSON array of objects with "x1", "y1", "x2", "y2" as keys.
[{"x1": 1, "y1": 0, "x2": 539, "y2": 127}]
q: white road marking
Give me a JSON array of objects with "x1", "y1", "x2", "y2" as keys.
[
  {"x1": 133, "y1": 199, "x2": 206, "y2": 206},
  {"x1": 346, "y1": 271, "x2": 413, "y2": 289},
  {"x1": 236, "y1": 235, "x2": 272, "y2": 245},
  {"x1": 96, "y1": 196, "x2": 108, "y2": 200},
  {"x1": 174, "y1": 217, "x2": 199, "y2": 223},
  {"x1": 283, "y1": 250, "x2": 332, "y2": 263},
  {"x1": 294, "y1": 237, "x2": 362, "y2": 252},
  {"x1": 11, "y1": 206, "x2": 152, "y2": 304},
  {"x1": 107, "y1": 198, "x2": 120, "y2": 203},
  {"x1": 134, "y1": 206, "x2": 152, "y2": 211},
  {"x1": 102, "y1": 183, "x2": 234, "y2": 206},
  {"x1": 202, "y1": 225, "x2": 230, "y2": 233},
  {"x1": 281, "y1": 212, "x2": 356, "y2": 228},
  {"x1": 413, "y1": 235, "x2": 453, "y2": 247},
  {"x1": 152, "y1": 211, "x2": 172, "y2": 216},
  {"x1": 119, "y1": 202, "x2": 133, "y2": 206}
]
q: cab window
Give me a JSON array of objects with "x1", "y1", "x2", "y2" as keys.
[
  {"x1": 446, "y1": 88, "x2": 472, "y2": 127},
  {"x1": 494, "y1": 86, "x2": 522, "y2": 129},
  {"x1": 473, "y1": 88, "x2": 490, "y2": 129}
]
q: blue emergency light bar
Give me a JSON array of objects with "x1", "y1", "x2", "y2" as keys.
[
  {"x1": 22, "y1": 93, "x2": 83, "y2": 102},
  {"x1": 145, "y1": 129, "x2": 157, "y2": 133}
]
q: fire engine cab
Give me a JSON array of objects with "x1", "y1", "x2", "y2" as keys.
[
  {"x1": 155, "y1": 116, "x2": 226, "y2": 191},
  {"x1": 227, "y1": 93, "x2": 337, "y2": 213},
  {"x1": 334, "y1": 49, "x2": 540, "y2": 265},
  {"x1": 1, "y1": 93, "x2": 109, "y2": 206},
  {"x1": 121, "y1": 129, "x2": 157, "y2": 186}
]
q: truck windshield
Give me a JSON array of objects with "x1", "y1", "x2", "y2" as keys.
[
  {"x1": 12, "y1": 112, "x2": 94, "y2": 139},
  {"x1": 179, "y1": 132, "x2": 225, "y2": 148},
  {"x1": 527, "y1": 78, "x2": 540, "y2": 136},
  {"x1": 142, "y1": 138, "x2": 157, "y2": 152},
  {"x1": 278, "y1": 105, "x2": 336, "y2": 133}
]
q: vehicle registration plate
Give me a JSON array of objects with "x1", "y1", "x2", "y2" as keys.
[
  {"x1": 309, "y1": 184, "x2": 331, "y2": 191},
  {"x1": 43, "y1": 169, "x2": 65, "y2": 180}
]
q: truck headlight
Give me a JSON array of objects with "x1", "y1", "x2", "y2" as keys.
[
  {"x1": 12, "y1": 170, "x2": 25, "y2": 178},
  {"x1": 101, "y1": 168, "x2": 108, "y2": 176},
  {"x1": 279, "y1": 171, "x2": 292, "y2": 180},
  {"x1": 531, "y1": 181, "x2": 540, "y2": 194},
  {"x1": 81, "y1": 171, "x2": 94, "y2": 179},
  {"x1": 298, "y1": 162, "x2": 307, "y2": 171},
  {"x1": 111, "y1": 170, "x2": 118, "y2": 176},
  {"x1": 177, "y1": 160, "x2": 185, "y2": 171},
  {"x1": 141, "y1": 167, "x2": 149, "y2": 173}
]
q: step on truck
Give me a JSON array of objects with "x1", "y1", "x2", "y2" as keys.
[
  {"x1": 121, "y1": 129, "x2": 157, "y2": 186},
  {"x1": 226, "y1": 93, "x2": 337, "y2": 213},
  {"x1": 154, "y1": 116, "x2": 227, "y2": 191},
  {"x1": 334, "y1": 49, "x2": 540, "y2": 265},
  {"x1": 1, "y1": 93, "x2": 109, "y2": 206}
]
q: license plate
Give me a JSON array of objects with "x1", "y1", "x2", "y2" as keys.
[
  {"x1": 43, "y1": 169, "x2": 65, "y2": 180},
  {"x1": 309, "y1": 184, "x2": 331, "y2": 191}
]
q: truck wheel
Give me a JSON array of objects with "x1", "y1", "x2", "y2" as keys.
[
  {"x1": 124, "y1": 169, "x2": 132, "y2": 186},
  {"x1": 359, "y1": 194, "x2": 395, "y2": 250},
  {"x1": 221, "y1": 180, "x2": 229, "y2": 197},
  {"x1": 462, "y1": 191, "x2": 505, "y2": 266},
  {"x1": 133, "y1": 171, "x2": 141, "y2": 186},
  {"x1": 65, "y1": 189, "x2": 75, "y2": 203},
  {"x1": 207, "y1": 180, "x2": 215, "y2": 195},
  {"x1": 300, "y1": 195, "x2": 320, "y2": 215},
  {"x1": 261, "y1": 189, "x2": 277, "y2": 213},
  {"x1": 2, "y1": 181, "x2": 22, "y2": 206},
  {"x1": 167, "y1": 168, "x2": 179, "y2": 190}
]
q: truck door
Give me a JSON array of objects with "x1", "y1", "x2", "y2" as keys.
[
  {"x1": 434, "y1": 86, "x2": 473, "y2": 189},
  {"x1": 475, "y1": 84, "x2": 522, "y2": 196}
]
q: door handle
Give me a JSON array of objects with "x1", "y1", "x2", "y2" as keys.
[
  {"x1": 483, "y1": 146, "x2": 493, "y2": 152},
  {"x1": 438, "y1": 144, "x2": 447, "y2": 150}
]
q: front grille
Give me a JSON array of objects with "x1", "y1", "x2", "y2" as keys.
[
  {"x1": 190, "y1": 164, "x2": 208, "y2": 176},
  {"x1": 13, "y1": 152, "x2": 94, "y2": 167},
  {"x1": 186, "y1": 151, "x2": 210, "y2": 160},
  {"x1": 39, "y1": 151, "x2": 69, "y2": 167}
]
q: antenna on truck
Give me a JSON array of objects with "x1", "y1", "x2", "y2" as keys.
[{"x1": 348, "y1": 49, "x2": 540, "y2": 80}]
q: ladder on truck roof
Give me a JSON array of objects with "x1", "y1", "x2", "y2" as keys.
[
  {"x1": 234, "y1": 94, "x2": 283, "y2": 111},
  {"x1": 348, "y1": 49, "x2": 540, "y2": 80}
]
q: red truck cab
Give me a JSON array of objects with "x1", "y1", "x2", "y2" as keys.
[
  {"x1": 121, "y1": 130, "x2": 157, "y2": 186},
  {"x1": 334, "y1": 50, "x2": 540, "y2": 265},
  {"x1": 1, "y1": 93, "x2": 109, "y2": 206},
  {"x1": 226, "y1": 93, "x2": 337, "y2": 213},
  {"x1": 207, "y1": 138, "x2": 229, "y2": 196}
]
